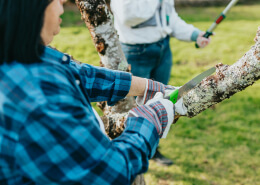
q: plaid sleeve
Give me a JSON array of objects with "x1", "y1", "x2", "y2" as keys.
[
  {"x1": 119, "y1": 117, "x2": 159, "y2": 159},
  {"x1": 69, "y1": 60, "x2": 132, "y2": 105},
  {"x1": 16, "y1": 77, "x2": 158, "y2": 185}
]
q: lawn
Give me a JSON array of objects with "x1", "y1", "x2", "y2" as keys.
[{"x1": 51, "y1": 3, "x2": 260, "y2": 185}]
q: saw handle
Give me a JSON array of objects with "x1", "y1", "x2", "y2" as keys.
[
  {"x1": 195, "y1": 31, "x2": 213, "y2": 48},
  {"x1": 165, "y1": 89, "x2": 179, "y2": 104}
]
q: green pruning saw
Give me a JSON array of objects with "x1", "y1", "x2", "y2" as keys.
[
  {"x1": 165, "y1": 67, "x2": 216, "y2": 104},
  {"x1": 195, "y1": 0, "x2": 240, "y2": 48}
]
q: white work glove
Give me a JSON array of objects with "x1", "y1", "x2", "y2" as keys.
[
  {"x1": 196, "y1": 32, "x2": 211, "y2": 48},
  {"x1": 164, "y1": 88, "x2": 188, "y2": 116},
  {"x1": 175, "y1": 97, "x2": 188, "y2": 116},
  {"x1": 136, "y1": 79, "x2": 178, "y2": 106},
  {"x1": 129, "y1": 92, "x2": 174, "y2": 138}
]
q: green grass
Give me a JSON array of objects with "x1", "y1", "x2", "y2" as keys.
[{"x1": 52, "y1": 4, "x2": 260, "y2": 185}]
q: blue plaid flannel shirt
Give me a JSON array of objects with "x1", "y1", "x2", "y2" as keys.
[{"x1": 0, "y1": 47, "x2": 159, "y2": 185}]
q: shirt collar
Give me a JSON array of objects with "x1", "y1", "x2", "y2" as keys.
[{"x1": 41, "y1": 46, "x2": 71, "y2": 64}]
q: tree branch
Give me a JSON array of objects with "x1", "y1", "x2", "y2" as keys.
[
  {"x1": 75, "y1": 0, "x2": 128, "y2": 71},
  {"x1": 183, "y1": 27, "x2": 260, "y2": 117}
]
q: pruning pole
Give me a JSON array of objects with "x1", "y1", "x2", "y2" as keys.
[{"x1": 195, "y1": 0, "x2": 239, "y2": 48}]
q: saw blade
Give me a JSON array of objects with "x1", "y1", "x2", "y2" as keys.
[{"x1": 177, "y1": 67, "x2": 216, "y2": 100}]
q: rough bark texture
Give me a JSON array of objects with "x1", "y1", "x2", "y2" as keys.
[
  {"x1": 131, "y1": 175, "x2": 146, "y2": 185},
  {"x1": 75, "y1": 0, "x2": 144, "y2": 184},
  {"x1": 75, "y1": 0, "x2": 128, "y2": 71},
  {"x1": 183, "y1": 27, "x2": 260, "y2": 117}
]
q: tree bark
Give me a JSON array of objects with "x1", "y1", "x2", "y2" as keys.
[
  {"x1": 183, "y1": 27, "x2": 260, "y2": 118},
  {"x1": 75, "y1": 0, "x2": 127, "y2": 71},
  {"x1": 75, "y1": 0, "x2": 144, "y2": 184}
]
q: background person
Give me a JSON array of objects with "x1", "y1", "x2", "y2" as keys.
[{"x1": 111, "y1": 0, "x2": 211, "y2": 166}]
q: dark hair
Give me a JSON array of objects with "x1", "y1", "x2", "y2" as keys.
[{"x1": 0, "y1": 0, "x2": 52, "y2": 64}]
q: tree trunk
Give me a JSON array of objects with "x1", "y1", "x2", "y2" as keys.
[
  {"x1": 182, "y1": 26, "x2": 260, "y2": 118},
  {"x1": 75, "y1": 0, "x2": 145, "y2": 184}
]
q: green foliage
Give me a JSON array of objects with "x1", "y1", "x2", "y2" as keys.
[{"x1": 51, "y1": 4, "x2": 260, "y2": 185}]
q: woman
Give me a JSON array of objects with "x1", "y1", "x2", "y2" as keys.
[{"x1": 0, "y1": 0, "x2": 177, "y2": 184}]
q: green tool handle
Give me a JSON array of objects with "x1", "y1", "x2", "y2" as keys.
[
  {"x1": 195, "y1": 31, "x2": 213, "y2": 48},
  {"x1": 165, "y1": 89, "x2": 179, "y2": 104}
]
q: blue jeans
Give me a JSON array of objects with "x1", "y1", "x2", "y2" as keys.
[{"x1": 121, "y1": 36, "x2": 172, "y2": 84}]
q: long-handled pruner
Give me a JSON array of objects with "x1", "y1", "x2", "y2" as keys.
[{"x1": 195, "y1": 0, "x2": 239, "y2": 48}]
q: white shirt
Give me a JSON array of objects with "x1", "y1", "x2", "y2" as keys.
[{"x1": 111, "y1": 0, "x2": 199, "y2": 44}]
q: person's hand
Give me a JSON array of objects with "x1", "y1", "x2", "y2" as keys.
[
  {"x1": 174, "y1": 97, "x2": 188, "y2": 117},
  {"x1": 136, "y1": 79, "x2": 178, "y2": 106},
  {"x1": 196, "y1": 32, "x2": 211, "y2": 48},
  {"x1": 129, "y1": 92, "x2": 174, "y2": 138},
  {"x1": 164, "y1": 88, "x2": 188, "y2": 117}
]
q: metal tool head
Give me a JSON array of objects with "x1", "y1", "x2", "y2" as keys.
[
  {"x1": 177, "y1": 67, "x2": 216, "y2": 100},
  {"x1": 166, "y1": 67, "x2": 216, "y2": 104}
]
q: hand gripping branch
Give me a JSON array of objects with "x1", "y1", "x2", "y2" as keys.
[{"x1": 195, "y1": 0, "x2": 239, "y2": 48}]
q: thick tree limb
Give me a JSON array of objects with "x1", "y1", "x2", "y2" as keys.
[
  {"x1": 183, "y1": 27, "x2": 260, "y2": 117},
  {"x1": 75, "y1": 0, "x2": 128, "y2": 71}
]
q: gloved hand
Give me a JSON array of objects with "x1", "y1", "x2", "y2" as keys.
[
  {"x1": 136, "y1": 79, "x2": 178, "y2": 106},
  {"x1": 164, "y1": 88, "x2": 188, "y2": 116},
  {"x1": 174, "y1": 97, "x2": 188, "y2": 116},
  {"x1": 129, "y1": 92, "x2": 174, "y2": 138},
  {"x1": 196, "y1": 32, "x2": 211, "y2": 48}
]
